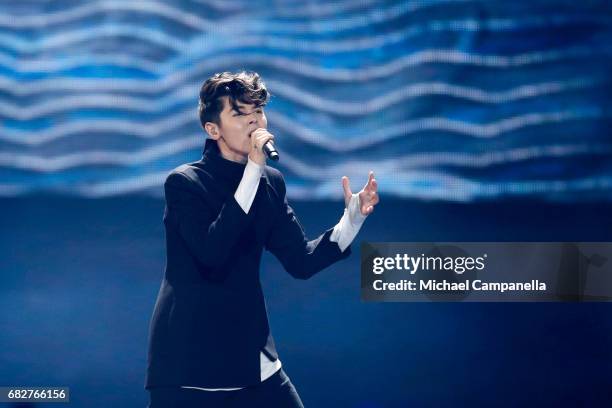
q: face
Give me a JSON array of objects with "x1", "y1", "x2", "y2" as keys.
[{"x1": 205, "y1": 96, "x2": 267, "y2": 163}]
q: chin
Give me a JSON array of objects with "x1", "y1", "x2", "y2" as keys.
[{"x1": 229, "y1": 143, "x2": 249, "y2": 156}]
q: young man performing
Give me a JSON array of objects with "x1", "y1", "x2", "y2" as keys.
[{"x1": 145, "y1": 71, "x2": 379, "y2": 407}]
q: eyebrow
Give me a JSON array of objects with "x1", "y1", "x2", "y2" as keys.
[{"x1": 232, "y1": 106, "x2": 263, "y2": 115}]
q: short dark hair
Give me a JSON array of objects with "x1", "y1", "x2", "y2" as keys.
[{"x1": 198, "y1": 71, "x2": 270, "y2": 127}]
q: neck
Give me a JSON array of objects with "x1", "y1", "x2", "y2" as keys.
[{"x1": 217, "y1": 138, "x2": 248, "y2": 164}]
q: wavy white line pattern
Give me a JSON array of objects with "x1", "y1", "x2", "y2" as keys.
[
  {"x1": 1, "y1": 107, "x2": 607, "y2": 147},
  {"x1": 1, "y1": 0, "x2": 611, "y2": 201},
  {"x1": 3, "y1": 48, "x2": 612, "y2": 80},
  {"x1": 0, "y1": 0, "x2": 488, "y2": 30},
  {"x1": 0, "y1": 78, "x2": 604, "y2": 119},
  {"x1": 4, "y1": 22, "x2": 612, "y2": 55},
  {"x1": 1, "y1": 142, "x2": 608, "y2": 174}
]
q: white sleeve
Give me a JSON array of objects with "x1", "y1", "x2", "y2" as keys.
[
  {"x1": 330, "y1": 193, "x2": 367, "y2": 252},
  {"x1": 234, "y1": 157, "x2": 264, "y2": 214}
]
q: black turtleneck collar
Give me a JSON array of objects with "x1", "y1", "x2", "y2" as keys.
[{"x1": 200, "y1": 138, "x2": 249, "y2": 184}]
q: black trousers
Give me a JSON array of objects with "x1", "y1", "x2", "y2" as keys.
[{"x1": 147, "y1": 368, "x2": 305, "y2": 408}]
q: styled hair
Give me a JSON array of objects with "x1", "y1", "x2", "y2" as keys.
[{"x1": 198, "y1": 71, "x2": 270, "y2": 127}]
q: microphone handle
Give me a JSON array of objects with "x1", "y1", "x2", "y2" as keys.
[{"x1": 263, "y1": 140, "x2": 280, "y2": 161}]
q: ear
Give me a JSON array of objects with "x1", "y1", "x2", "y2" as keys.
[{"x1": 204, "y1": 122, "x2": 220, "y2": 140}]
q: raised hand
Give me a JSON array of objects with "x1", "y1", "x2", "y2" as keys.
[
  {"x1": 342, "y1": 171, "x2": 379, "y2": 216},
  {"x1": 248, "y1": 128, "x2": 274, "y2": 165}
]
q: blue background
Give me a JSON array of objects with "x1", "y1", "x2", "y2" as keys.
[{"x1": 1, "y1": 1, "x2": 611, "y2": 407}]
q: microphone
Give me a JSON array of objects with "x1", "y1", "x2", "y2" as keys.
[{"x1": 263, "y1": 140, "x2": 279, "y2": 161}]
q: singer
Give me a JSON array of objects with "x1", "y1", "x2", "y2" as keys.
[{"x1": 145, "y1": 71, "x2": 380, "y2": 407}]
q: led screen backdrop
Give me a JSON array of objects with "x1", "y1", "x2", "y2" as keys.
[
  {"x1": 2, "y1": 3, "x2": 612, "y2": 408},
  {"x1": 1, "y1": 0, "x2": 610, "y2": 201}
]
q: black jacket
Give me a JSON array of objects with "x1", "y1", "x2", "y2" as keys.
[{"x1": 145, "y1": 139, "x2": 352, "y2": 389}]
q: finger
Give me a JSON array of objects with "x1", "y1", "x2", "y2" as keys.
[
  {"x1": 252, "y1": 127, "x2": 268, "y2": 135},
  {"x1": 259, "y1": 134, "x2": 274, "y2": 146},
  {"x1": 372, "y1": 193, "x2": 379, "y2": 205},
  {"x1": 364, "y1": 171, "x2": 375, "y2": 190},
  {"x1": 255, "y1": 131, "x2": 273, "y2": 141},
  {"x1": 369, "y1": 178, "x2": 378, "y2": 192},
  {"x1": 250, "y1": 128, "x2": 263, "y2": 138},
  {"x1": 252, "y1": 129, "x2": 274, "y2": 141},
  {"x1": 342, "y1": 176, "x2": 352, "y2": 198},
  {"x1": 255, "y1": 133, "x2": 274, "y2": 149}
]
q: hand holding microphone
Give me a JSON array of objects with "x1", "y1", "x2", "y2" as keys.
[{"x1": 249, "y1": 128, "x2": 279, "y2": 165}]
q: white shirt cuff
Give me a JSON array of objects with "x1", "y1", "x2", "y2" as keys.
[
  {"x1": 234, "y1": 157, "x2": 264, "y2": 214},
  {"x1": 330, "y1": 193, "x2": 367, "y2": 252}
]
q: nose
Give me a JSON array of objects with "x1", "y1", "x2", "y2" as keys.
[{"x1": 248, "y1": 113, "x2": 263, "y2": 128}]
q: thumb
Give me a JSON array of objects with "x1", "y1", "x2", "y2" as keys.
[{"x1": 342, "y1": 176, "x2": 352, "y2": 199}]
